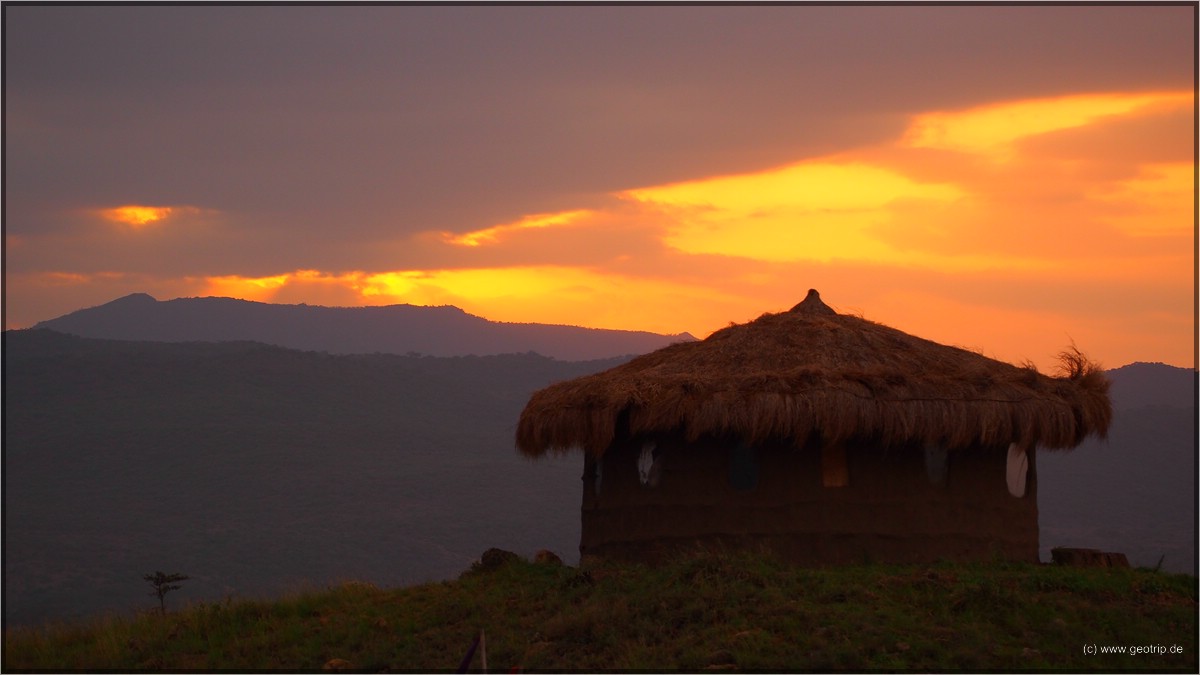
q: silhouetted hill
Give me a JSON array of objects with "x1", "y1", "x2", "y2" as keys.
[
  {"x1": 1102, "y1": 361, "x2": 1196, "y2": 409},
  {"x1": 1039, "y1": 361, "x2": 1196, "y2": 574},
  {"x1": 3, "y1": 329, "x2": 625, "y2": 626},
  {"x1": 3, "y1": 330, "x2": 1195, "y2": 628},
  {"x1": 32, "y1": 293, "x2": 696, "y2": 360}
]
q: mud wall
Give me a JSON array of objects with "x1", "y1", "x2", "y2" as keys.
[{"x1": 579, "y1": 434, "x2": 1038, "y2": 565}]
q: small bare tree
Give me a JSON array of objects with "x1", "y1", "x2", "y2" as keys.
[{"x1": 143, "y1": 571, "x2": 190, "y2": 614}]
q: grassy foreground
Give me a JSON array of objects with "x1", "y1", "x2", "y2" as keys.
[{"x1": 4, "y1": 552, "x2": 1196, "y2": 672}]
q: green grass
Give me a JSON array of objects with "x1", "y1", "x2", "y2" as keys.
[{"x1": 4, "y1": 553, "x2": 1196, "y2": 672}]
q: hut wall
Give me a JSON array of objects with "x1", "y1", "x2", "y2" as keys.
[{"x1": 580, "y1": 435, "x2": 1039, "y2": 565}]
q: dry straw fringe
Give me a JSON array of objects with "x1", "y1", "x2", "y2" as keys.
[{"x1": 517, "y1": 291, "x2": 1111, "y2": 458}]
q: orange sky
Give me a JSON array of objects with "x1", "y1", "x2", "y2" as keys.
[
  {"x1": 5, "y1": 7, "x2": 1195, "y2": 373},
  {"x1": 22, "y1": 88, "x2": 1188, "y2": 371}
]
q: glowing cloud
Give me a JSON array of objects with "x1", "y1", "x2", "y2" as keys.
[
  {"x1": 622, "y1": 161, "x2": 962, "y2": 263},
  {"x1": 1090, "y1": 162, "x2": 1195, "y2": 236},
  {"x1": 202, "y1": 273, "x2": 291, "y2": 302},
  {"x1": 902, "y1": 90, "x2": 1193, "y2": 157},
  {"x1": 444, "y1": 210, "x2": 594, "y2": 247},
  {"x1": 99, "y1": 205, "x2": 175, "y2": 227},
  {"x1": 94, "y1": 204, "x2": 213, "y2": 229},
  {"x1": 30, "y1": 271, "x2": 93, "y2": 286}
]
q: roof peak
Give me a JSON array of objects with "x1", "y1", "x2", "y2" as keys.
[{"x1": 790, "y1": 289, "x2": 836, "y2": 315}]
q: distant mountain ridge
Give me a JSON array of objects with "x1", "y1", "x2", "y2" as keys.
[
  {"x1": 32, "y1": 293, "x2": 696, "y2": 360},
  {"x1": 1102, "y1": 361, "x2": 1197, "y2": 409}
]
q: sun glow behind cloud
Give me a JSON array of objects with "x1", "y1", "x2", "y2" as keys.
[
  {"x1": 94, "y1": 204, "x2": 212, "y2": 230},
  {"x1": 192, "y1": 267, "x2": 727, "y2": 335},
  {"x1": 99, "y1": 205, "x2": 176, "y2": 226},
  {"x1": 203, "y1": 273, "x2": 291, "y2": 301}
]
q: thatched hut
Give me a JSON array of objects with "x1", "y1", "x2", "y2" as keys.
[{"x1": 516, "y1": 290, "x2": 1111, "y2": 565}]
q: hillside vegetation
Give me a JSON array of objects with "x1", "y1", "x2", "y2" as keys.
[
  {"x1": 4, "y1": 329, "x2": 1196, "y2": 628},
  {"x1": 4, "y1": 552, "x2": 1196, "y2": 672}
]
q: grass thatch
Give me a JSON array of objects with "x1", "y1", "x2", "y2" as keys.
[{"x1": 517, "y1": 290, "x2": 1112, "y2": 457}]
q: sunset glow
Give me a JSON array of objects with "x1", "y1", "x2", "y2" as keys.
[
  {"x1": 202, "y1": 273, "x2": 291, "y2": 302},
  {"x1": 27, "y1": 85, "x2": 1191, "y2": 370},
  {"x1": 623, "y1": 161, "x2": 963, "y2": 263},
  {"x1": 99, "y1": 205, "x2": 174, "y2": 226},
  {"x1": 445, "y1": 210, "x2": 594, "y2": 247},
  {"x1": 7, "y1": 0, "x2": 1194, "y2": 376},
  {"x1": 8, "y1": 9, "x2": 1197, "y2": 631},
  {"x1": 189, "y1": 266, "x2": 735, "y2": 335},
  {"x1": 902, "y1": 91, "x2": 1193, "y2": 156},
  {"x1": 1092, "y1": 162, "x2": 1195, "y2": 236}
]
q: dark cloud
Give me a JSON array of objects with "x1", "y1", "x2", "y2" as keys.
[{"x1": 7, "y1": 6, "x2": 1190, "y2": 220}]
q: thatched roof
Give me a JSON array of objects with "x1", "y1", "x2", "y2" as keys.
[{"x1": 516, "y1": 290, "x2": 1111, "y2": 457}]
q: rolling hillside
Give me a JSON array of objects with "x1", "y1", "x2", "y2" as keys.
[
  {"x1": 3, "y1": 329, "x2": 1195, "y2": 627},
  {"x1": 4, "y1": 330, "x2": 623, "y2": 626},
  {"x1": 5, "y1": 554, "x2": 1196, "y2": 672}
]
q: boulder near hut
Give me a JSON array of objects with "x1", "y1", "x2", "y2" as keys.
[{"x1": 516, "y1": 290, "x2": 1112, "y2": 565}]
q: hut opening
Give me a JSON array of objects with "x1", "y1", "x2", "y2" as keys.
[{"x1": 515, "y1": 290, "x2": 1111, "y2": 566}]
